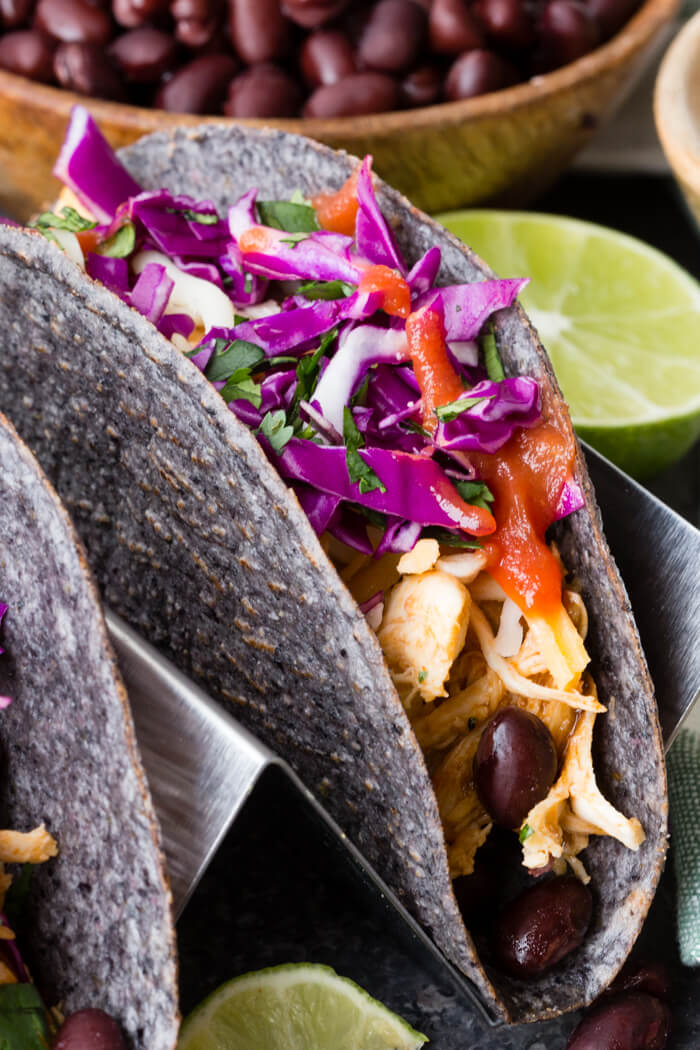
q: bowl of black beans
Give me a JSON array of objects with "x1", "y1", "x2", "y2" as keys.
[{"x1": 0, "y1": 0, "x2": 678, "y2": 219}]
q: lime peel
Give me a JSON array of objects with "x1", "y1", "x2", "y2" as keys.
[
  {"x1": 178, "y1": 962, "x2": 428, "y2": 1050},
  {"x1": 437, "y1": 208, "x2": 700, "y2": 478}
]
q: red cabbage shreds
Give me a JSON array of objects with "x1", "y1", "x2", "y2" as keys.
[
  {"x1": 228, "y1": 300, "x2": 343, "y2": 356},
  {"x1": 0, "y1": 915, "x2": 29, "y2": 981},
  {"x1": 329, "y1": 508, "x2": 375, "y2": 555},
  {"x1": 294, "y1": 485, "x2": 341, "y2": 535},
  {"x1": 54, "y1": 106, "x2": 142, "y2": 224},
  {"x1": 260, "y1": 369, "x2": 297, "y2": 413},
  {"x1": 238, "y1": 226, "x2": 362, "y2": 284},
  {"x1": 359, "y1": 590, "x2": 384, "y2": 614},
  {"x1": 86, "y1": 254, "x2": 130, "y2": 300},
  {"x1": 129, "y1": 263, "x2": 174, "y2": 326},
  {"x1": 416, "y1": 278, "x2": 528, "y2": 342},
  {"x1": 128, "y1": 191, "x2": 229, "y2": 261},
  {"x1": 220, "y1": 242, "x2": 268, "y2": 307},
  {"x1": 376, "y1": 518, "x2": 422, "y2": 555},
  {"x1": 228, "y1": 188, "x2": 259, "y2": 240},
  {"x1": 436, "y1": 377, "x2": 541, "y2": 454},
  {"x1": 228, "y1": 400, "x2": 262, "y2": 427},
  {"x1": 313, "y1": 325, "x2": 409, "y2": 433},
  {"x1": 406, "y1": 246, "x2": 441, "y2": 298},
  {"x1": 275, "y1": 439, "x2": 495, "y2": 535},
  {"x1": 160, "y1": 313, "x2": 195, "y2": 341},
  {"x1": 554, "y1": 476, "x2": 585, "y2": 520},
  {"x1": 354, "y1": 156, "x2": 407, "y2": 275},
  {"x1": 173, "y1": 258, "x2": 224, "y2": 290},
  {"x1": 366, "y1": 364, "x2": 420, "y2": 423}
]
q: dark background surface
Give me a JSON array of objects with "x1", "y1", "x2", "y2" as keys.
[{"x1": 178, "y1": 173, "x2": 700, "y2": 1047}]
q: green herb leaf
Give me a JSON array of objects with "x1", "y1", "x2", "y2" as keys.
[
  {"x1": 257, "y1": 200, "x2": 320, "y2": 233},
  {"x1": 343, "y1": 408, "x2": 387, "y2": 495},
  {"x1": 166, "y1": 206, "x2": 219, "y2": 225},
  {"x1": 468, "y1": 716, "x2": 477, "y2": 730},
  {"x1": 434, "y1": 394, "x2": 494, "y2": 423},
  {"x1": 297, "y1": 280, "x2": 355, "y2": 301},
  {"x1": 32, "y1": 206, "x2": 97, "y2": 234},
  {"x1": 243, "y1": 273, "x2": 253, "y2": 294},
  {"x1": 221, "y1": 372, "x2": 262, "y2": 408},
  {"x1": 258, "y1": 409, "x2": 294, "y2": 454},
  {"x1": 203, "y1": 338, "x2": 264, "y2": 383},
  {"x1": 519, "y1": 823, "x2": 535, "y2": 843},
  {"x1": 355, "y1": 505, "x2": 387, "y2": 529},
  {"x1": 289, "y1": 189, "x2": 308, "y2": 205},
  {"x1": 290, "y1": 327, "x2": 338, "y2": 419},
  {"x1": 279, "y1": 232, "x2": 309, "y2": 248},
  {"x1": 96, "y1": 221, "x2": 136, "y2": 259},
  {"x1": 420, "y1": 527, "x2": 482, "y2": 549},
  {"x1": 454, "y1": 479, "x2": 495, "y2": 512},
  {"x1": 0, "y1": 983, "x2": 51, "y2": 1049},
  {"x1": 483, "y1": 326, "x2": 505, "y2": 382},
  {"x1": 417, "y1": 669, "x2": 428, "y2": 684}
]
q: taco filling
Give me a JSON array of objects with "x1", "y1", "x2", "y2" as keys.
[{"x1": 40, "y1": 106, "x2": 644, "y2": 957}]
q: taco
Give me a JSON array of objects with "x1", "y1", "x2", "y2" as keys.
[
  {"x1": 0, "y1": 411, "x2": 179, "y2": 1048},
  {"x1": 0, "y1": 110, "x2": 666, "y2": 1023}
]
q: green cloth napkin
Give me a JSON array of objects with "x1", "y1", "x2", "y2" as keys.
[{"x1": 668, "y1": 729, "x2": 700, "y2": 966}]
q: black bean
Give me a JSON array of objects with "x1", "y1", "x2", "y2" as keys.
[
  {"x1": 54, "y1": 1010, "x2": 127, "y2": 1050},
  {"x1": 35, "y1": 0, "x2": 113, "y2": 44},
  {"x1": 304, "y1": 70, "x2": 399, "y2": 116},
  {"x1": 400, "y1": 64, "x2": 443, "y2": 106},
  {"x1": 358, "y1": 0, "x2": 427, "y2": 73},
  {"x1": 445, "y1": 47, "x2": 518, "y2": 98},
  {"x1": 54, "y1": 40, "x2": 126, "y2": 96},
  {"x1": 108, "y1": 26, "x2": 178, "y2": 81},
  {"x1": 155, "y1": 52, "x2": 237, "y2": 112},
  {"x1": 224, "y1": 62, "x2": 302, "y2": 116},
  {"x1": 494, "y1": 875, "x2": 593, "y2": 977},
  {"x1": 230, "y1": 0, "x2": 291, "y2": 63},
  {"x1": 566, "y1": 992, "x2": 671, "y2": 1050},
  {"x1": 429, "y1": 0, "x2": 485, "y2": 55},
  {"x1": 0, "y1": 28, "x2": 55, "y2": 79},
  {"x1": 300, "y1": 28, "x2": 355, "y2": 87}
]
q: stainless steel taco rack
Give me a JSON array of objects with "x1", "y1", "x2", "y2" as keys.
[{"x1": 106, "y1": 442, "x2": 700, "y2": 1044}]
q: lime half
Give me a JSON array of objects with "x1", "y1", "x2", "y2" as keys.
[
  {"x1": 177, "y1": 963, "x2": 428, "y2": 1050},
  {"x1": 437, "y1": 209, "x2": 700, "y2": 479}
]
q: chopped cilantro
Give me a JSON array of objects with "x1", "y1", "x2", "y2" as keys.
[
  {"x1": 203, "y1": 338, "x2": 264, "y2": 383},
  {"x1": 166, "y1": 206, "x2": 219, "y2": 225},
  {"x1": 421, "y1": 527, "x2": 481, "y2": 549},
  {"x1": 468, "y1": 716, "x2": 477, "y2": 730},
  {"x1": 454, "y1": 479, "x2": 495, "y2": 512},
  {"x1": 519, "y1": 823, "x2": 535, "y2": 843},
  {"x1": 243, "y1": 273, "x2": 253, "y2": 294},
  {"x1": 483, "y1": 326, "x2": 505, "y2": 382},
  {"x1": 0, "y1": 982, "x2": 51, "y2": 1048},
  {"x1": 221, "y1": 373, "x2": 262, "y2": 408},
  {"x1": 257, "y1": 199, "x2": 320, "y2": 233},
  {"x1": 343, "y1": 408, "x2": 387, "y2": 495},
  {"x1": 418, "y1": 669, "x2": 428, "y2": 684},
  {"x1": 290, "y1": 327, "x2": 337, "y2": 419},
  {"x1": 96, "y1": 221, "x2": 136, "y2": 259},
  {"x1": 32, "y1": 206, "x2": 97, "y2": 234},
  {"x1": 258, "y1": 409, "x2": 294, "y2": 453},
  {"x1": 279, "y1": 232, "x2": 309, "y2": 248},
  {"x1": 434, "y1": 394, "x2": 494, "y2": 423},
  {"x1": 297, "y1": 279, "x2": 355, "y2": 301}
]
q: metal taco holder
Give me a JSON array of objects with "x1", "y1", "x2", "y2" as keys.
[{"x1": 106, "y1": 442, "x2": 700, "y2": 1029}]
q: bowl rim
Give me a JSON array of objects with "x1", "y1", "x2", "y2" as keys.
[
  {"x1": 0, "y1": 0, "x2": 679, "y2": 139},
  {"x1": 654, "y1": 8, "x2": 700, "y2": 195}
]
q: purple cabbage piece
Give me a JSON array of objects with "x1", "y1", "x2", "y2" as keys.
[
  {"x1": 416, "y1": 278, "x2": 528, "y2": 341},
  {"x1": 227, "y1": 188, "x2": 258, "y2": 240},
  {"x1": 86, "y1": 254, "x2": 130, "y2": 300},
  {"x1": 53, "y1": 105, "x2": 142, "y2": 223},
  {"x1": 129, "y1": 191, "x2": 229, "y2": 261},
  {"x1": 328, "y1": 508, "x2": 375, "y2": 555},
  {"x1": 239, "y1": 230, "x2": 362, "y2": 284},
  {"x1": 295, "y1": 486, "x2": 341, "y2": 535},
  {"x1": 220, "y1": 242, "x2": 268, "y2": 307},
  {"x1": 406, "y1": 246, "x2": 441, "y2": 298},
  {"x1": 554, "y1": 476, "x2": 585, "y2": 520},
  {"x1": 227, "y1": 400, "x2": 262, "y2": 427},
  {"x1": 260, "y1": 369, "x2": 297, "y2": 414},
  {"x1": 0, "y1": 914, "x2": 29, "y2": 981},
  {"x1": 436, "y1": 377, "x2": 541, "y2": 455},
  {"x1": 275, "y1": 439, "x2": 493, "y2": 533},
  {"x1": 160, "y1": 313, "x2": 195, "y2": 341},
  {"x1": 313, "y1": 325, "x2": 409, "y2": 433},
  {"x1": 359, "y1": 590, "x2": 384, "y2": 613},
  {"x1": 376, "y1": 518, "x2": 422, "y2": 556},
  {"x1": 354, "y1": 157, "x2": 406, "y2": 275},
  {"x1": 129, "y1": 263, "x2": 174, "y2": 326},
  {"x1": 173, "y1": 258, "x2": 224, "y2": 290}
]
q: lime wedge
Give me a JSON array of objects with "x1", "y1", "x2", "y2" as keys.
[
  {"x1": 436, "y1": 209, "x2": 700, "y2": 479},
  {"x1": 177, "y1": 963, "x2": 428, "y2": 1050}
]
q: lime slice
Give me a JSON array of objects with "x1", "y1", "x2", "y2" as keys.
[
  {"x1": 436, "y1": 209, "x2": 700, "y2": 479},
  {"x1": 177, "y1": 963, "x2": 428, "y2": 1050}
]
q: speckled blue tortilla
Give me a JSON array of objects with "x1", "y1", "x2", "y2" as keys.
[
  {"x1": 0, "y1": 126, "x2": 667, "y2": 1023},
  {"x1": 0, "y1": 413, "x2": 178, "y2": 1049}
]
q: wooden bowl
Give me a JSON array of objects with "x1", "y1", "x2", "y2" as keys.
[
  {"x1": 654, "y1": 10, "x2": 700, "y2": 227},
  {"x1": 0, "y1": 0, "x2": 678, "y2": 221}
]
